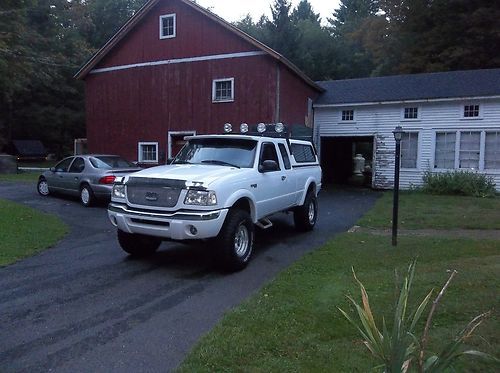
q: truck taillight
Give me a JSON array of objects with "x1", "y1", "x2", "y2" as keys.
[{"x1": 99, "y1": 175, "x2": 116, "y2": 184}]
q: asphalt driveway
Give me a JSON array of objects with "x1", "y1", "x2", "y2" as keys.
[{"x1": 0, "y1": 181, "x2": 379, "y2": 372}]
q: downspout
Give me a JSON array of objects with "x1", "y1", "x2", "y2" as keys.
[{"x1": 275, "y1": 63, "x2": 281, "y2": 122}]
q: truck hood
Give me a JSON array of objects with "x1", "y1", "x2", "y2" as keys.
[{"x1": 125, "y1": 164, "x2": 244, "y2": 187}]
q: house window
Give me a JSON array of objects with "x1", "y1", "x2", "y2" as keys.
[
  {"x1": 401, "y1": 132, "x2": 418, "y2": 168},
  {"x1": 159, "y1": 14, "x2": 176, "y2": 39},
  {"x1": 485, "y1": 131, "x2": 500, "y2": 170},
  {"x1": 463, "y1": 104, "x2": 480, "y2": 118},
  {"x1": 212, "y1": 78, "x2": 234, "y2": 102},
  {"x1": 341, "y1": 110, "x2": 354, "y2": 121},
  {"x1": 138, "y1": 142, "x2": 158, "y2": 163},
  {"x1": 403, "y1": 107, "x2": 418, "y2": 120},
  {"x1": 459, "y1": 131, "x2": 480, "y2": 169},
  {"x1": 434, "y1": 132, "x2": 456, "y2": 169}
]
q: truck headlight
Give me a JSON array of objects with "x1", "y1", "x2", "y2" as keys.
[
  {"x1": 184, "y1": 190, "x2": 217, "y2": 206},
  {"x1": 112, "y1": 184, "x2": 126, "y2": 199}
]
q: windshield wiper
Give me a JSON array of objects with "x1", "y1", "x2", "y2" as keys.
[
  {"x1": 201, "y1": 160, "x2": 240, "y2": 168},
  {"x1": 172, "y1": 160, "x2": 192, "y2": 165}
]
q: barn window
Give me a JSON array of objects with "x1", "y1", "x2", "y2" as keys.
[
  {"x1": 400, "y1": 132, "x2": 418, "y2": 168},
  {"x1": 403, "y1": 107, "x2": 419, "y2": 120},
  {"x1": 138, "y1": 142, "x2": 159, "y2": 163},
  {"x1": 212, "y1": 78, "x2": 234, "y2": 103},
  {"x1": 434, "y1": 132, "x2": 456, "y2": 169},
  {"x1": 160, "y1": 14, "x2": 176, "y2": 39},
  {"x1": 341, "y1": 110, "x2": 354, "y2": 121},
  {"x1": 463, "y1": 104, "x2": 480, "y2": 118},
  {"x1": 485, "y1": 131, "x2": 500, "y2": 170}
]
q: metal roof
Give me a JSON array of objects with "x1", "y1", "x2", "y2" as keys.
[{"x1": 315, "y1": 69, "x2": 500, "y2": 106}]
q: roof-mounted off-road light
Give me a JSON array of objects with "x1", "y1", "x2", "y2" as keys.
[
  {"x1": 223, "y1": 123, "x2": 232, "y2": 133},
  {"x1": 240, "y1": 123, "x2": 249, "y2": 133},
  {"x1": 275, "y1": 122, "x2": 284, "y2": 133},
  {"x1": 257, "y1": 123, "x2": 266, "y2": 133}
]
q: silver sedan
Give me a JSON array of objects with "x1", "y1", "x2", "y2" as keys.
[{"x1": 37, "y1": 155, "x2": 141, "y2": 206}]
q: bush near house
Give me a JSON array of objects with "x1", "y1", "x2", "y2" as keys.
[{"x1": 422, "y1": 171, "x2": 496, "y2": 198}]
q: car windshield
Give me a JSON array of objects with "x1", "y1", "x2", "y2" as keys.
[
  {"x1": 173, "y1": 138, "x2": 257, "y2": 168},
  {"x1": 90, "y1": 156, "x2": 135, "y2": 169}
]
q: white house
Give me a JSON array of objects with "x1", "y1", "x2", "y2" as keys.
[{"x1": 313, "y1": 69, "x2": 500, "y2": 190}]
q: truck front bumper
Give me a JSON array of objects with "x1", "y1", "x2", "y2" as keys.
[{"x1": 108, "y1": 203, "x2": 228, "y2": 240}]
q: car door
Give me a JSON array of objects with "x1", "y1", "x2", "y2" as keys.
[
  {"x1": 253, "y1": 142, "x2": 286, "y2": 218},
  {"x1": 277, "y1": 142, "x2": 297, "y2": 207},
  {"x1": 66, "y1": 157, "x2": 86, "y2": 194},
  {"x1": 48, "y1": 157, "x2": 74, "y2": 192}
]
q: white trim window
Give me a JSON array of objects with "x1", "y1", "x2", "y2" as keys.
[
  {"x1": 168, "y1": 130, "x2": 196, "y2": 159},
  {"x1": 212, "y1": 78, "x2": 234, "y2": 102},
  {"x1": 434, "y1": 132, "x2": 456, "y2": 169},
  {"x1": 463, "y1": 104, "x2": 480, "y2": 118},
  {"x1": 403, "y1": 106, "x2": 419, "y2": 120},
  {"x1": 159, "y1": 14, "x2": 176, "y2": 39},
  {"x1": 485, "y1": 131, "x2": 500, "y2": 170},
  {"x1": 138, "y1": 142, "x2": 159, "y2": 163},
  {"x1": 459, "y1": 131, "x2": 481, "y2": 169},
  {"x1": 401, "y1": 132, "x2": 418, "y2": 168},
  {"x1": 341, "y1": 109, "x2": 354, "y2": 121}
]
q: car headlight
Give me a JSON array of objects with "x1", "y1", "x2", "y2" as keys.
[
  {"x1": 184, "y1": 190, "x2": 217, "y2": 206},
  {"x1": 112, "y1": 184, "x2": 126, "y2": 199}
]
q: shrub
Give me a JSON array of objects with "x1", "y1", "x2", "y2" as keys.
[{"x1": 422, "y1": 171, "x2": 496, "y2": 198}]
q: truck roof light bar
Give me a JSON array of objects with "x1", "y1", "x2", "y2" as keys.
[{"x1": 222, "y1": 123, "x2": 290, "y2": 138}]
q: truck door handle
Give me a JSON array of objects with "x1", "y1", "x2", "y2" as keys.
[{"x1": 281, "y1": 176, "x2": 286, "y2": 181}]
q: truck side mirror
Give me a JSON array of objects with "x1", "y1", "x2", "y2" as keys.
[{"x1": 258, "y1": 160, "x2": 279, "y2": 173}]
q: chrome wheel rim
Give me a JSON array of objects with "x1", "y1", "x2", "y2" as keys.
[
  {"x1": 234, "y1": 223, "x2": 249, "y2": 257},
  {"x1": 308, "y1": 201, "x2": 316, "y2": 224},
  {"x1": 81, "y1": 188, "x2": 90, "y2": 205},
  {"x1": 39, "y1": 180, "x2": 49, "y2": 195}
]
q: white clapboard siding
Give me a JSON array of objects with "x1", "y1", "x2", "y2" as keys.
[{"x1": 314, "y1": 97, "x2": 500, "y2": 190}]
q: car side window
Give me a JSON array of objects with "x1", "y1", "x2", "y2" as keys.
[
  {"x1": 278, "y1": 143, "x2": 291, "y2": 170},
  {"x1": 69, "y1": 157, "x2": 85, "y2": 173},
  {"x1": 54, "y1": 158, "x2": 74, "y2": 172},
  {"x1": 259, "y1": 143, "x2": 280, "y2": 171}
]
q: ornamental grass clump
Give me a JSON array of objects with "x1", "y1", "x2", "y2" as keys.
[
  {"x1": 422, "y1": 171, "x2": 496, "y2": 197},
  {"x1": 339, "y1": 261, "x2": 498, "y2": 372}
]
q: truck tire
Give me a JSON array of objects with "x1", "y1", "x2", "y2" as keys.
[
  {"x1": 217, "y1": 209, "x2": 254, "y2": 272},
  {"x1": 117, "y1": 230, "x2": 161, "y2": 257},
  {"x1": 294, "y1": 191, "x2": 318, "y2": 231}
]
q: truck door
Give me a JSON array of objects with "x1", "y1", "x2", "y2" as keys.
[
  {"x1": 277, "y1": 143, "x2": 296, "y2": 207},
  {"x1": 254, "y1": 142, "x2": 286, "y2": 218}
]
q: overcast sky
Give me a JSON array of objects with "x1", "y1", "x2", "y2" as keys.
[{"x1": 195, "y1": 0, "x2": 341, "y2": 24}]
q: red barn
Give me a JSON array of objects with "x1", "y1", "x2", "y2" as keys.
[{"x1": 76, "y1": 0, "x2": 323, "y2": 165}]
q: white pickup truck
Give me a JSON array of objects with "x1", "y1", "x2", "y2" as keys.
[{"x1": 108, "y1": 126, "x2": 322, "y2": 271}]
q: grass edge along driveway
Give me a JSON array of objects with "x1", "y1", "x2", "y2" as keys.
[
  {"x1": 180, "y1": 193, "x2": 499, "y2": 372},
  {"x1": 0, "y1": 198, "x2": 68, "y2": 266}
]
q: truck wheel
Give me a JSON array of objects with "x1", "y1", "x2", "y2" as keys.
[
  {"x1": 294, "y1": 191, "x2": 318, "y2": 231},
  {"x1": 37, "y1": 178, "x2": 50, "y2": 196},
  {"x1": 117, "y1": 230, "x2": 161, "y2": 257},
  {"x1": 217, "y1": 209, "x2": 254, "y2": 272},
  {"x1": 80, "y1": 184, "x2": 95, "y2": 207}
]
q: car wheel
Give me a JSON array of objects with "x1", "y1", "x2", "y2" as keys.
[
  {"x1": 117, "y1": 230, "x2": 161, "y2": 257},
  {"x1": 80, "y1": 184, "x2": 95, "y2": 207},
  {"x1": 294, "y1": 191, "x2": 318, "y2": 232},
  {"x1": 217, "y1": 209, "x2": 254, "y2": 272},
  {"x1": 37, "y1": 178, "x2": 50, "y2": 196}
]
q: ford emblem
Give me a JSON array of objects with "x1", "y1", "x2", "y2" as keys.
[{"x1": 145, "y1": 192, "x2": 158, "y2": 201}]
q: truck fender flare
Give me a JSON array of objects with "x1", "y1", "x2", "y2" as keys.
[
  {"x1": 298, "y1": 178, "x2": 317, "y2": 206},
  {"x1": 224, "y1": 190, "x2": 257, "y2": 223}
]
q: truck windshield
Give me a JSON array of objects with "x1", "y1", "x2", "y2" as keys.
[{"x1": 173, "y1": 138, "x2": 257, "y2": 168}]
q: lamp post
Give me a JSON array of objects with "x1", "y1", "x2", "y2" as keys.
[{"x1": 392, "y1": 126, "x2": 404, "y2": 246}]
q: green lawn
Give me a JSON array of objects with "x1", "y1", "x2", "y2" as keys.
[
  {"x1": 358, "y1": 192, "x2": 500, "y2": 230},
  {"x1": 180, "y1": 194, "x2": 500, "y2": 372},
  {"x1": 0, "y1": 199, "x2": 68, "y2": 266},
  {"x1": 0, "y1": 172, "x2": 40, "y2": 182}
]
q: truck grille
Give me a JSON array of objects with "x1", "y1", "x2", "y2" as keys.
[{"x1": 126, "y1": 178, "x2": 185, "y2": 208}]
